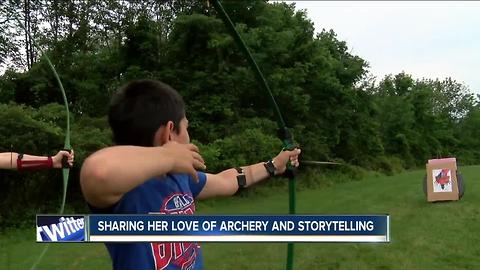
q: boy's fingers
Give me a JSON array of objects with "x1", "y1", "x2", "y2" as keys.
[
  {"x1": 193, "y1": 159, "x2": 206, "y2": 171},
  {"x1": 186, "y1": 144, "x2": 200, "y2": 153},
  {"x1": 192, "y1": 152, "x2": 205, "y2": 164}
]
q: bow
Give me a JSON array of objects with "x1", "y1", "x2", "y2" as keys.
[
  {"x1": 12, "y1": 10, "x2": 71, "y2": 270},
  {"x1": 211, "y1": 1, "x2": 297, "y2": 269}
]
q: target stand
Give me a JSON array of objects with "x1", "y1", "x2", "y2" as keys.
[{"x1": 423, "y1": 158, "x2": 465, "y2": 202}]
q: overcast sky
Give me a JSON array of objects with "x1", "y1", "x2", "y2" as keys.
[{"x1": 286, "y1": 1, "x2": 480, "y2": 94}]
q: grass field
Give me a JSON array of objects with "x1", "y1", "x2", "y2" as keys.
[{"x1": 1, "y1": 166, "x2": 479, "y2": 269}]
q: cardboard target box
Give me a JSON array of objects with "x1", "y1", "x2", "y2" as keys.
[{"x1": 426, "y1": 158, "x2": 459, "y2": 202}]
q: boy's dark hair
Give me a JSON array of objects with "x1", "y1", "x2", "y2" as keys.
[{"x1": 108, "y1": 79, "x2": 185, "y2": 147}]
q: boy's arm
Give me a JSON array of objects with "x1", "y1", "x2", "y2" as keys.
[
  {"x1": 80, "y1": 142, "x2": 205, "y2": 209},
  {"x1": 196, "y1": 148, "x2": 300, "y2": 199}
]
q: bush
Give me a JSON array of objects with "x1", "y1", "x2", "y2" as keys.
[
  {"x1": 198, "y1": 127, "x2": 283, "y2": 173},
  {"x1": 367, "y1": 156, "x2": 405, "y2": 175}
]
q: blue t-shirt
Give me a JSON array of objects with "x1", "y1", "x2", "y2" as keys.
[{"x1": 92, "y1": 172, "x2": 207, "y2": 270}]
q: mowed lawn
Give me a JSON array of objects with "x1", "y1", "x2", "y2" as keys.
[{"x1": 1, "y1": 166, "x2": 479, "y2": 269}]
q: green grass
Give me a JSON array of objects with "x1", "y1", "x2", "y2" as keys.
[{"x1": 2, "y1": 166, "x2": 480, "y2": 269}]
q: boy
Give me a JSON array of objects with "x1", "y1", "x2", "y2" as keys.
[{"x1": 80, "y1": 80, "x2": 300, "y2": 269}]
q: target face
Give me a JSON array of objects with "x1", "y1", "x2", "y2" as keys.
[{"x1": 432, "y1": 168, "x2": 452, "y2": 193}]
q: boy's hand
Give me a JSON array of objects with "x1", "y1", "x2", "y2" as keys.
[
  {"x1": 163, "y1": 141, "x2": 206, "y2": 182},
  {"x1": 52, "y1": 150, "x2": 75, "y2": 168},
  {"x1": 272, "y1": 148, "x2": 301, "y2": 175}
]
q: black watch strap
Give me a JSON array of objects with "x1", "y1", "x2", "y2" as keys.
[
  {"x1": 264, "y1": 159, "x2": 276, "y2": 177},
  {"x1": 235, "y1": 167, "x2": 247, "y2": 189}
]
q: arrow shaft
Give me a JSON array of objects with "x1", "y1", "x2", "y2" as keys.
[{"x1": 302, "y1": 161, "x2": 343, "y2": 165}]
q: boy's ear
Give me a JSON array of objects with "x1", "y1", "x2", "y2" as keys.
[
  {"x1": 153, "y1": 121, "x2": 175, "y2": 146},
  {"x1": 166, "y1": 121, "x2": 175, "y2": 141},
  {"x1": 166, "y1": 121, "x2": 174, "y2": 132}
]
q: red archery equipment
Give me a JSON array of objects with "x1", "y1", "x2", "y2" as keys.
[{"x1": 17, "y1": 154, "x2": 53, "y2": 171}]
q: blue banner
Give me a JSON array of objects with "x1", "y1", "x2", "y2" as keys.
[{"x1": 87, "y1": 215, "x2": 389, "y2": 243}]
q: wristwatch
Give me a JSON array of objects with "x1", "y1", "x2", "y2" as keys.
[
  {"x1": 264, "y1": 159, "x2": 276, "y2": 177},
  {"x1": 235, "y1": 167, "x2": 247, "y2": 188}
]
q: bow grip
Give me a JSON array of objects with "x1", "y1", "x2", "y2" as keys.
[
  {"x1": 282, "y1": 146, "x2": 298, "y2": 179},
  {"x1": 61, "y1": 149, "x2": 72, "y2": 168}
]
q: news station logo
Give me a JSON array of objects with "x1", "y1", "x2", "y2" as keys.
[{"x1": 36, "y1": 215, "x2": 85, "y2": 242}]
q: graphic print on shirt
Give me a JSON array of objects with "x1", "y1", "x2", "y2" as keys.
[{"x1": 150, "y1": 193, "x2": 199, "y2": 270}]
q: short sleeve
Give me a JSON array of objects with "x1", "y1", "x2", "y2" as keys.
[{"x1": 189, "y1": 171, "x2": 207, "y2": 198}]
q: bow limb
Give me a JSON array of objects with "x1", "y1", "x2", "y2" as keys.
[
  {"x1": 12, "y1": 10, "x2": 71, "y2": 214},
  {"x1": 11, "y1": 10, "x2": 71, "y2": 270},
  {"x1": 211, "y1": 1, "x2": 296, "y2": 269}
]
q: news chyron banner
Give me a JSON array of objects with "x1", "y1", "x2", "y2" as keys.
[
  {"x1": 36, "y1": 215, "x2": 86, "y2": 242},
  {"x1": 36, "y1": 215, "x2": 389, "y2": 243},
  {"x1": 87, "y1": 215, "x2": 390, "y2": 243}
]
